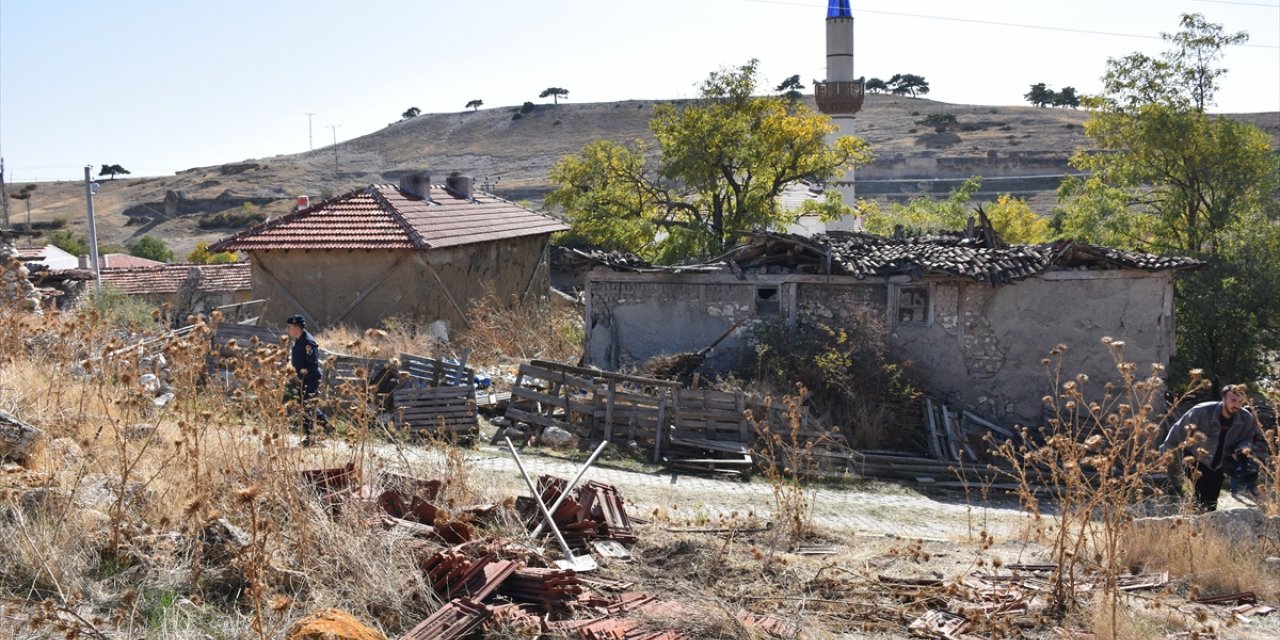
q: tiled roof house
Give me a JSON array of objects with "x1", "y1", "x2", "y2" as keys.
[
  {"x1": 211, "y1": 173, "x2": 568, "y2": 329},
  {"x1": 582, "y1": 230, "x2": 1200, "y2": 426}
]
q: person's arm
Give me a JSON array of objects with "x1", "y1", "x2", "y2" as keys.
[
  {"x1": 1233, "y1": 413, "x2": 1261, "y2": 457},
  {"x1": 1159, "y1": 408, "x2": 1195, "y2": 456}
]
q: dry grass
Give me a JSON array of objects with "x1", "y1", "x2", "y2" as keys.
[
  {"x1": 453, "y1": 286, "x2": 583, "y2": 366},
  {"x1": 1122, "y1": 517, "x2": 1279, "y2": 600}
]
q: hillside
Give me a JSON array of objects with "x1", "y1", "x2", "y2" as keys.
[{"x1": 6, "y1": 94, "x2": 1278, "y2": 257}]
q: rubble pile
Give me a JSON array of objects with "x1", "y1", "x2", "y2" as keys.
[
  {"x1": 298, "y1": 464, "x2": 700, "y2": 640},
  {"x1": 0, "y1": 231, "x2": 42, "y2": 314}
]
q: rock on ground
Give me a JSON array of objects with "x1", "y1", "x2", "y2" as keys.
[
  {"x1": 287, "y1": 609, "x2": 386, "y2": 640},
  {"x1": 0, "y1": 410, "x2": 44, "y2": 465}
]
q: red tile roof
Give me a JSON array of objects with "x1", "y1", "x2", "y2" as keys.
[
  {"x1": 100, "y1": 254, "x2": 165, "y2": 269},
  {"x1": 210, "y1": 184, "x2": 568, "y2": 252},
  {"x1": 99, "y1": 262, "x2": 252, "y2": 295}
]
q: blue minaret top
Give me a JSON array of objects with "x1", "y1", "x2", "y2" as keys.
[{"x1": 827, "y1": 1, "x2": 851, "y2": 19}]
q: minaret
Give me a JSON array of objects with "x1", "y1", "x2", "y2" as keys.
[{"x1": 814, "y1": 0, "x2": 863, "y2": 231}]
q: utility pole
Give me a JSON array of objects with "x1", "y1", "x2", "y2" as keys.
[
  {"x1": 305, "y1": 112, "x2": 315, "y2": 150},
  {"x1": 327, "y1": 124, "x2": 341, "y2": 175},
  {"x1": 0, "y1": 157, "x2": 8, "y2": 229},
  {"x1": 84, "y1": 166, "x2": 101, "y2": 294}
]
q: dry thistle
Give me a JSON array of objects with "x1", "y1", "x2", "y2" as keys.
[{"x1": 234, "y1": 485, "x2": 262, "y2": 504}]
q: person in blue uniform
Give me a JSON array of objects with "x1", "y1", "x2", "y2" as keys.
[{"x1": 286, "y1": 315, "x2": 326, "y2": 445}]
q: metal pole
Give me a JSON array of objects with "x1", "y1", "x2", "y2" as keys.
[
  {"x1": 84, "y1": 166, "x2": 101, "y2": 294},
  {"x1": 504, "y1": 437, "x2": 581, "y2": 564},
  {"x1": 530, "y1": 440, "x2": 609, "y2": 538},
  {"x1": 305, "y1": 112, "x2": 315, "y2": 150},
  {"x1": 328, "y1": 125, "x2": 340, "y2": 174}
]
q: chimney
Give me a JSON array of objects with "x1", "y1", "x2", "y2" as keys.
[
  {"x1": 445, "y1": 173, "x2": 473, "y2": 199},
  {"x1": 296, "y1": 195, "x2": 310, "y2": 211},
  {"x1": 79, "y1": 254, "x2": 90, "y2": 270},
  {"x1": 399, "y1": 172, "x2": 431, "y2": 200}
]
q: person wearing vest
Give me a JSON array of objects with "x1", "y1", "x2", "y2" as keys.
[{"x1": 1159, "y1": 384, "x2": 1260, "y2": 512}]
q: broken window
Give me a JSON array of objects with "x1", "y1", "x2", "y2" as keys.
[
  {"x1": 896, "y1": 285, "x2": 929, "y2": 326},
  {"x1": 756, "y1": 286, "x2": 780, "y2": 316}
]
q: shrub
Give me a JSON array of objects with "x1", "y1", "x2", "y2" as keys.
[
  {"x1": 127, "y1": 235, "x2": 175, "y2": 263},
  {"x1": 197, "y1": 205, "x2": 266, "y2": 230},
  {"x1": 46, "y1": 229, "x2": 89, "y2": 255},
  {"x1": 745, "y1": 311, "x2": 922, "y2": 450}
]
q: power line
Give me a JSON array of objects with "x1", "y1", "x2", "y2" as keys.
[
  {"x1": 1191, "y1": 0, "x2": 1279, "y2": 8},
  {"x1": 736, "y1": 0, "x2": 1280, "y2": 49}
]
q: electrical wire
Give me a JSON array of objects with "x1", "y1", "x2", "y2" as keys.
[{"x1": 737, "y1": 0, "x2": 1279, "y2": 49}]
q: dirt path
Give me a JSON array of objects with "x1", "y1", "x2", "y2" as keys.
[{"x1": 343, "y1": 439, "x2": 1031, "y2": 541}]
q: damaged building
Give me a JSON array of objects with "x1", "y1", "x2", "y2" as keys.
[{"x1": 581, "y1": 231, "x2": 1200, "y2": 426}]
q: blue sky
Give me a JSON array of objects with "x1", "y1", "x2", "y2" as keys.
[{"x1": 1, "y1": 0, "x2": 1277, "y2": 181}]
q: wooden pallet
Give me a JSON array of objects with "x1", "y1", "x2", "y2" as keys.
[
  {"x1": 399, "y1": 352, "x2": 473, "y2": 388},
  {"x1": 393, "y1": 385, "x2": 479, "y2": 436}
]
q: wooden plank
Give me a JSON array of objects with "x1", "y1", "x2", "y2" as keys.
[
  {"x1": 603, "y1": 381, "x2": 616, "y2": 444},
  {"x1": 962, "y1": 410, "x2": 1018, "y2": 440},
  {"x1": 924, "y1": 399, "x2": 943, "y2": 459},
  {"x1": 529, "y1": 359, "x2": 681, "y2": 388},
  {"x1": 653, "y1": 392, "x2": 668, "y2": 463},
  {"x1": 668, "y1": 436, "x2": 750, "y2": 454}
]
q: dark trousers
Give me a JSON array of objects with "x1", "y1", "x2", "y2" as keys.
[
  {"x1": 1193, "y1": 462, "x2": 1226, "y2": 512},
  {"x1": 291, "y1": 375, "x2": 325, "y2": 436}
]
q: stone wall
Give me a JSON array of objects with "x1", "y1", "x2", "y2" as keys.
[
  {"x1": 586, "y1": 273, "x2": 762, "y2": 371},
  {"x1": 0, "y1": 234, "x2": 42, "y2": 314}
]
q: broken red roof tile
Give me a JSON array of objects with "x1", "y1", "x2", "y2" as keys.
[
  {"x1": 210, "y1": 184, "x2": 568, "y2": 252},
  {"x1": 99, "y1": 262, "x2": 251, "y2": 295}
]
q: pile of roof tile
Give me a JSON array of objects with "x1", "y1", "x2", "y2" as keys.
[
  {"x1": 499, "y1": 567, "x2": 584, "y2": 605},
  {"x1": 297, "y1": 464, "x2": 694, "y2": 640},
  {"x1": 517, "y1": 476, "x2": 637, "y2": 543}
]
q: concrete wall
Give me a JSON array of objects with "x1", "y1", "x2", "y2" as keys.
[
  {"x1": 587, "y1": 269, "x2": 1176, "y2": 427},
  {"x1": 249, "y1": 234, "x2": 551, "y2": 332}
]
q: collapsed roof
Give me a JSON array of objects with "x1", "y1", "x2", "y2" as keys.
[{"x1": 572, "y1": 231, "x2": 1202, "y2": 286}]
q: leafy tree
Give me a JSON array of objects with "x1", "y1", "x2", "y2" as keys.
[
  {"x1": 98, "y1": 164, "x2": 131, "y2": 180},
  {"x1": 915, "y1": 113, "x2": 957, "y2": 133},
  {"x1": 402, "y1": 107, "x2": 421, "y2": 119},
  {"x1": 1024, "y1": 83, "x2": 1054, "y2": 108},
  {"x1": 1059, "y1": 13, "x2": 1280, "y2": 387},
  {"x1": 887, "y1": 73, "x2": 929, "y2": 97},
  {"x1": 546, "y1": 60, "x2": 871, "y2": 263},
  {"x1": 46, "y1": 229, "x2": 89, "y2": 256},
  {"x1": 465, "y1": 99, "x2": 483, "y2": 111},
  {"x1": 1052, "y1": 86, "x2": 1080, "y2": 109},
  {"x1": 126, "y1": 235, "x2": 174, "y2": 263},
  {"x1": 539, "y1": 87, "x2": 569, "y2": 104},
  {"x1": 864, "y1": 77, "x2": 888, "y2": 94},
  {"x1": 775, "y1": 74, "x2": 804, "y2": 101},
  {"x1": 983, "y1": 194, "x2": 1050, "y2": 243},
  {"x1": 862, "y1": 178, "x2": 980, "y2": 236},
  {"x1": 186, "y1": 242, "x2": 239, "y2": 264}
]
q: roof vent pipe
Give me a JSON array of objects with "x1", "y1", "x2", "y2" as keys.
[
  {"x1": 399, "y1": 172, "x2": 431, "y2": 200},
  {"x1": 445, "y1": 173, "x2": 473, "y2": 199}
]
